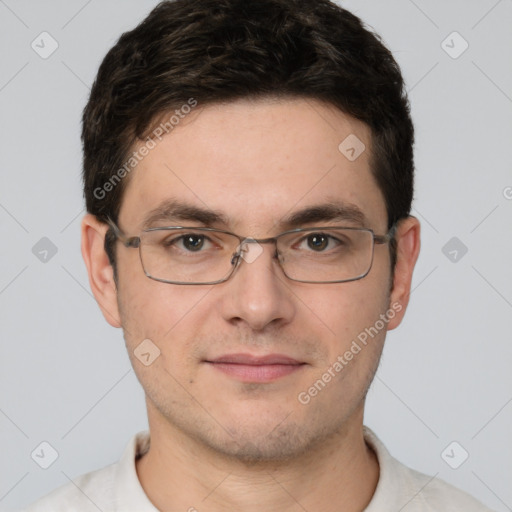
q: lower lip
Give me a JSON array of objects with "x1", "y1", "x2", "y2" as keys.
[{"x1": 207, "y1": 362, "x2": 304, "y2": 382}]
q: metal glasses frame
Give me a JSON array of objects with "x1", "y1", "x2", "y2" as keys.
[{"x1": 106, "y1": 217, "x2": 397, "y2": 285}]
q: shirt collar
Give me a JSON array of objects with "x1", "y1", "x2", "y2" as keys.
[
  {"x1": 112, "y1": 426, "x2": 403, "y2": 511},
  {"x1": 114, "y1": 430, "x2": 158, "y2": 511}
]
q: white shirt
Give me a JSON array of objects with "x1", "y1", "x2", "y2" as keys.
[{"x1": 24, "y1": 427, "x2": 494, "y2": 511}]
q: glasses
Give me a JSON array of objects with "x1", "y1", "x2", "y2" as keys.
[{"x1": 107, "y1": 218, "x2": 396, "y2": 285}]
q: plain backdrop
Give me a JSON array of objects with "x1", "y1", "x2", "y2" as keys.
[{"x1": 1, "y1": 0, "x2": 511, "y2": 510}]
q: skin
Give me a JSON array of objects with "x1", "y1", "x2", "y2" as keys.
[{"x1": 82, "y1": 98, "x2": 420, "y2": 511}]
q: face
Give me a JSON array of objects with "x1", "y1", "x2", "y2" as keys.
[{"x1": 84, "y1": 98, "x2": 419, "y2": 462}]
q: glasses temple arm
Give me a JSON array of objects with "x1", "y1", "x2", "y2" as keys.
[{"x1": 105, "y1": 217, "x2": 140, "y2": 248}]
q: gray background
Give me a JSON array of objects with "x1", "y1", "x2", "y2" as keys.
[{"x1": 1, "y1": 0, "x2": 511, "y2": 510}]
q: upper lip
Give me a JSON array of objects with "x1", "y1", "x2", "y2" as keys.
[{"x1": 207, "y1": 353, "x2": 303, "y2": 365}]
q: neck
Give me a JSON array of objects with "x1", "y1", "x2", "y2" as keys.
[{"x1": 136, "y1": 404, "x2": 379, "y2": 512}]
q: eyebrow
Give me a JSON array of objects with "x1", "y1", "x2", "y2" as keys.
[
  {"x1": 142, "y1": 200, "x2": 229, "y2": 229},
  {"x1": 281, "y1": 201, "x2": 368, "y2": 229},
  {"x1": 141, "y1": 199, "x2": 369, "y2": 230}
]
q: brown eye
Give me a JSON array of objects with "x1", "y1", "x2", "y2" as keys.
[
  {"x1": 161, "y1": 233, "x2": 211, "y2": 252},
  {"x1": 307, "y1": 234, "x2": 329, "y2": 251},
  {"x1": 182, "y1": 234, "x2": 205, "y2": 251}
]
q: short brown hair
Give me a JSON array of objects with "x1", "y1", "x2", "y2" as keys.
[{"x1": 82, "y1": 0, "x2": 414, "y2": 273}]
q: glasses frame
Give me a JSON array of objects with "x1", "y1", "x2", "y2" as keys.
[{"x1": 106, "y1": 217, "x2": 397, "y2": 285}]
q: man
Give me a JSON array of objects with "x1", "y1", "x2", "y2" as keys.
[{"x1": 25, "y1": 0, "x2": 494, "y2": 510}]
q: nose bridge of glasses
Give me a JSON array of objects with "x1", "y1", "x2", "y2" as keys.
[{"x1": 233, "y1": 236, "x2": 278, "y2": 265}]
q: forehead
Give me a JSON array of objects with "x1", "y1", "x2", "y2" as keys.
[{"x1": 119, "y1": 98, "x2": 387, "y2": 233}]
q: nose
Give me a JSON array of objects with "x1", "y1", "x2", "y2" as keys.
[{"x1": 219, "y1": 240, "x2": 296, "y2": 331}]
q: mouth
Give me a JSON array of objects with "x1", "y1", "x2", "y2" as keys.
[{"x1": 204, "y1": 353, "x2": 307, "y2": 383}]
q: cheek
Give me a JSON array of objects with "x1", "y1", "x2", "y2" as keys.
[
  {"x1": 303, "y1": 283, "x2": 389, "y2": 385},
  {"x1": 117, "y1": 281, "x2": 206, "y2": 392},
  {"x1": 116, "y1": 256, "x2": 210, "y2": 350},
  {"x1": 296, "y1": 275, "x2": 390, "y2": 346}
]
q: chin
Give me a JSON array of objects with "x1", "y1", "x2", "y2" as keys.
[{"x1": 196, "y1": 417, "x2": 337, "y2": 465}]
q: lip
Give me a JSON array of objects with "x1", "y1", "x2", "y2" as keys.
[
  {"x1": 205, "y1": 353, "x2": 306, "y2": 382},
  {"x1": 208, "y1": 353, "x2": 302, "y2": 365}
]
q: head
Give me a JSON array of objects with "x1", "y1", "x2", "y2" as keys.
[{"x1": 81, "y1": 0, "x2": 420, "y2": 462}]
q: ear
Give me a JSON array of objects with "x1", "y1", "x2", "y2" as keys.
[
  {"x1": 387, "y1": 216, "x2": 421, "y2": 331},
  {"x1": 81, "y1": 214, "x2": 122, "y2": 328}
]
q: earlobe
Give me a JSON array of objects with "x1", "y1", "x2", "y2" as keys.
[
  {"x1": 387, "y1": 216, "x2": 421, "y2": 331},
  {"x1": 81, "y1": 213, "x2": 122, "y2": 328}
]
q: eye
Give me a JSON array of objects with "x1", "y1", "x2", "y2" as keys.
[
  {"x1": 307, "y1": 233, "x2": 329, "y2": 251},
  {"x1": 182, "y1": 234, "x2": 206, "y2": 251},
  {"x1": 163, "y1": 233, "x2": 213, "y2": 252},
  {"x1": 298, "y1": 232, "x2": 342, "y2": 252},
  {"x1": 294, "y1": 232, "x2": 347, "y2": 253}
]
